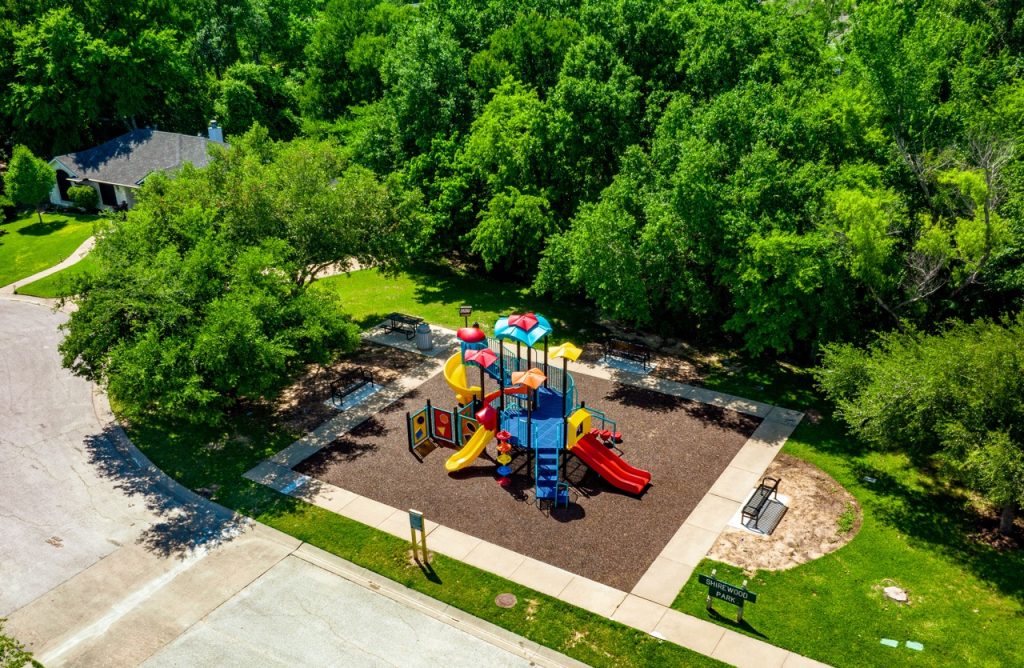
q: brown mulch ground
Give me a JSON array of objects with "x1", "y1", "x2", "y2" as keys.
[
  {"x1": 708, "y1": 453, "x2": 862, "y2": 572},
  {"x1": 274, "y1": 343, "x2": 425, "y2": 434},
  {"x1": 295, "y1": 369, "x2": 760, "y2": 591}
]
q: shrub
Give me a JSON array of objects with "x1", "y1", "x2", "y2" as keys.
[{"x1": 67, "y1": 185, "x2": 99, "y2": 211}]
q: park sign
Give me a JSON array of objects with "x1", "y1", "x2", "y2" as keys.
[{"x1": 699, "y1": 570, "x2": 757, "y2": 622}]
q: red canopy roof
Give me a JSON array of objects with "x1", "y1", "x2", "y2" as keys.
[
  {"x1": 464, "y1": 348, "x2": 498, "y2": 368},
  {"x1": 507, "y1": 313, "x2": 539, "y2": 332},
  {"x1": 457, "y1": 327, "x2": 487, "y2": 343}
]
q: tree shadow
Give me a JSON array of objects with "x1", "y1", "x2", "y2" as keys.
[
  {"x1": 605, "y1": 383, "x2": 686, "y2": 413},
  {"x1": 853, "y1": 459, "x2": 1024, "y2": 601},
  {"x1": 17, "y1": 220, "x2": 68, "y2": 236},
  {"x1": 296, "y1": 427, "x2": 383, "y2": 476},
  {"x1": 83, "y1": 425, "x2": 247, "y2": 559},
  {"x1": 701, "y1": 606, "x2": 769, "y2": 640}
]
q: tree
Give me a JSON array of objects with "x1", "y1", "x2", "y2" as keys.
[
  {"x1": 5, "y1": 145, "x2": 54, "y2": 223},
  {"x1": 470, "y1": 187, "x2": 554, "y2": 273},
  {"x1": 5, "y1": 9, "x2": 106, "y2": 154},
  {"x1": 816, "y1": 315, "x2": 1024, "y2": 533},
  {"x1": 59, "y1": 128, "x2": 419, "y2": 423},
  {"x1": 215, "y1": 63, "x2": 299, "y2": 139},
  {"x1": 468, "y1": 12, "x2": 581, "y2": 98},
  {"x1": 302, "y1": 0, "x2": 413, "y2": 118},
  {"x1": 549, "y1": 35, "x2": 642, "y2": 209},
  {"x1": 381, "y1": 18, "x2": 470, "y2": 155}
]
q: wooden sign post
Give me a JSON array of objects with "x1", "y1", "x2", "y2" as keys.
[
  {"x1": 699, "y1": 569, "x2": 757, "y2": 623},
  {"x1": 409, "y1": 509, "x2": 428, "y2": 561},
  {"x1": 459, "y1": 305, "x2": 473, "y2": 328}
]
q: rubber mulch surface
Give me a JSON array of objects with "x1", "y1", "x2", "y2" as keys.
[{"x1": 295, "y1": 370, "x2": 760, "y2": 591}]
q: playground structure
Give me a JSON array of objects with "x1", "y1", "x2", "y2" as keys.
[{"x1": 407, "y1": 312, "x2": 651, "y2": 508}]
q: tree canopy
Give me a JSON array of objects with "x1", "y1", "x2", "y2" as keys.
[
  {"x1": 59, "y1": 128, "x2": 419, "y2": 423},
  {"x1": 5, "y1": 145, "x2": 54, "y2": 223},
  {"x1": 816, "y1": 316, "x2": 1024, "y2": 533},
  {"x1": 2, "y1": 0, "x2": 1022, "y2": 355}
]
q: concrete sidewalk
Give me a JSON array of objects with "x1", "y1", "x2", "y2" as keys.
[
  {"x1": 246, "y1": 322, "x2": 831, "y2": 668},
  {"x1": 1, "y1": 295, "x2": 584, "y2": 668}
]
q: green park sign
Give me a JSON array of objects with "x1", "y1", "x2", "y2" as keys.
[{"x1": 699, "y1": 570, "x2": 757, "y2": 622}]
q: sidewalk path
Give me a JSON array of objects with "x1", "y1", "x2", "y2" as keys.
[
  {"x1": 0, "y1": 295, "x2": 583, "y2": 668},
  {"x1": 0, "y1": 235, "x2": 96, "y2": 295}
]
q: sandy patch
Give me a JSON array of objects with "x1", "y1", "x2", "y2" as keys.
[{"x1": 708, "y1": 453, "x2": 861, "y2": 571}]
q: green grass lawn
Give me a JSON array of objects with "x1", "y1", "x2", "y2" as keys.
[
  {"x1": 123, "y1": 404, "x2": 722, "y2": 668},
  {"x1": 16, "y1": 254, "x2": 98, "y2": 298},
  {"x1": 114, "y1": 268, "x2": 1023, "y2": 667},
  {"x1": 673, "y1": 360, "x2": 1024, "y2": 668},
  {"x1": 0, "y1": 211, "x2": 99, "y2": 287},
  {"x1": 315, "y1": 265, "x2": 605, "y2": 345}
]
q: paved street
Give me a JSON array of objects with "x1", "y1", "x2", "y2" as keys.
[
  {"x1": 142, "y1": 555, "x2": 537, "y2": 668},
  {"x1": 0, "y1": 298, "x2": 158, "y2": 615},
  {"x1": 0, "y1": 296, "x2": 579, "y2": 668}
]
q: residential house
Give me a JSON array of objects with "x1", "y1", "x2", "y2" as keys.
[{"x1": 49, "y1": 121, "x2": 225, "y2": 210}]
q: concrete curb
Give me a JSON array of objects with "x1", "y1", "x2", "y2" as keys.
[
  {"x1": 90, "y1": 386, "x2": 243, "y2": 525},
  {"x1": 89, "y1": 384, "x2": 584, "y2": 667}
]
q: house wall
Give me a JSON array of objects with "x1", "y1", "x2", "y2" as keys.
[
  {"x1": 47, "y1": 158, "x2": 138, "y2": 210},
  {"x1": 48, "y1": 159, "x2": 75, "y2": 207},
  {"x1": 114, "y1": 185, "x2": 136, "y2": 208}
]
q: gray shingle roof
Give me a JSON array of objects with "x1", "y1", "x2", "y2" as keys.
[{"x1": 53, "y1": 129, "x2": 220, "y2": 187}]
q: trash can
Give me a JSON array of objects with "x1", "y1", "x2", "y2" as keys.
[{"x1": 415, "y1": 322, "x2": 433, "y2": 351}]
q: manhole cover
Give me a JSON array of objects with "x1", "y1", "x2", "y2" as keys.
[{"x1": 495, "y1": 593, "x2": 517, "y2": 608}]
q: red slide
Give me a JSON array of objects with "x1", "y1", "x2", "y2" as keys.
[{"x1": 572, "y1": 434, "x2": 651, "y2": 495}]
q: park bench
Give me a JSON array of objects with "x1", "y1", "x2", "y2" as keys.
[
  {"x1": 329, "y1": 369, "x2": 376, "y2": 409},
  {"x1": 603, "y1": 338, "x2": 652, "y2": 370},
  {"x1": 383, "y1": 312, "x2": 423, "y2": 340},
  {"x1": 742, "y1": 476, "x2": 781, "y2": 523}
]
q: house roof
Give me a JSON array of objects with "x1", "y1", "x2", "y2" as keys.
[{"x1": 52, "y1": 129, "x2": 221, "y2": 188}]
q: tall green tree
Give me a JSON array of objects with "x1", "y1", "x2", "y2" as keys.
[
  {"x1": 6, "y1": 9, "x2": 107, "y2": 154},
  {"x1": 549, "y1": 35, "x2": 642, "y2": 208},
  {"x1": 5, "y1": 145, "x2": 54, "y2": 223},
  {"x1": 382, "y1": 18, "x2": 470, "y2": 155},
  {"x1": 215, "y1": 62, "x2": 299, "y2": 139},
  {"x1": 59, "y1": 128, "x2": 419, "y2": 423},
  {"x1": 817, "y1": 315, "x2": 1024, "y2": 534}
]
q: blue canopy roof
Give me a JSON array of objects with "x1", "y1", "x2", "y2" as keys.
[{"x1": 493, "y1": 312, "x2": 553, "y2": 346}]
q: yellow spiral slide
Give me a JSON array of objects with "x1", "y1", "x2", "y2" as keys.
[{"x1": 443, "y1": 352, "x2": 481, "y2": 405}]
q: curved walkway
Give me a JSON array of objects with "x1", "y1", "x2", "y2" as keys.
[
  {"x1": 0, "y1": 295, "x2": 580, "y2": 668},
  {"x1": 0, "y1": 235, "x2": 96, "y2": 296}
]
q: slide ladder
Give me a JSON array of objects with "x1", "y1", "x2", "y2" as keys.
[{"x1": 533, "y1": 421, "x2": 568, "y2": 506}]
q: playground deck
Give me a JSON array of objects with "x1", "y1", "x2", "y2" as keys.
[{"x1": 295, "y1": 370, "x2": 759, "y2": 592}]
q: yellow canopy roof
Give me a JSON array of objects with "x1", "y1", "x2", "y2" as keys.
[{"x1": 549, "y1": 342, "x2": 583, "y2": 362}]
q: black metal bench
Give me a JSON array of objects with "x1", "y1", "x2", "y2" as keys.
[
  {"x1": 742, "y1": 476, "x2": 780, "y2": 523},
  {"x1": 604, "y1": 338, "x2": 652, "y2": 370},
  {"x1": 329, "y1": 369, "x2": 375, "y2": 409},
  {"x1": 383, "y1": 312, "x2": 423, "y2": 340}
]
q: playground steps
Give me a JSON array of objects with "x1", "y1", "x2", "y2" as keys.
[{"x1": 534, "y1": 445, "x2": 568, "y2": 505}]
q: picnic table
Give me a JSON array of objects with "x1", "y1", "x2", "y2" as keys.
[{"x1": 383, "y1": 312, "x2": 424, "y2": 340}]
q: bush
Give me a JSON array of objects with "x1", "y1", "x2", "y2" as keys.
[
  {"x1": 0, "y1": 194, "x2": 15, "y2": 222},
  {"x1": 67, "y1": 185, "x2": 99, "y2": 211}
]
